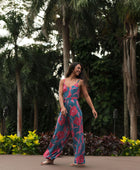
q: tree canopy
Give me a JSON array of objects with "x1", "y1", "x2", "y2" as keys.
[{"x1": 0, "y1": 0, "x2": 140, "y2": 139}]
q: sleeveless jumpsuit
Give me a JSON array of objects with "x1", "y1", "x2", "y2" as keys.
[{"x1": 43, "y1": 79, "x2": 85, "y2": 164}]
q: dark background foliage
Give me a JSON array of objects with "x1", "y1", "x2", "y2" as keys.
[
  {"x1": 39, "y1": 132, "x2": 126, "y2": 156},
  {"x1": 0, "y1": 0, "x2": 140, "y2": 140}
]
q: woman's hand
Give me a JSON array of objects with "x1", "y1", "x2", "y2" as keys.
[
  {"x1": 61, "y1": 106, "x2": 67, "y2": 116},
  {"x1": 92, "y1": 109, "x2": 98, "y2": 119}
]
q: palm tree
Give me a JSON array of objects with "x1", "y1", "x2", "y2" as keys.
[
  {"x1": 20, "y1": 45, "x2": 62, "y2": 131},
  {"x1": 76, "y1": 0, "x2": 140, "y2": 139},
  {"x1": 0, "y1": 10, "x2": 24, "y2": 137},
  {"x1": 27, "y1": 0, "x2": 90, "y2": 75},
  {"x1": 118, "y1": 0, "x2": 140, "y2": 140}
]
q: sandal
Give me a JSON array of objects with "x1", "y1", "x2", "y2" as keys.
[
  {"x1": 70, "y1": 163, "x2": 85, "y2": 167},
  {"x1": 41, "y1": 159, "x2": 54, "y2": 165}
]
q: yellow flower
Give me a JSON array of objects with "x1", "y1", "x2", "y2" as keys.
[
  {"x1": 136, "y1": 140, "x2": 140, "y2": 145},
  {"x1": 28, "y1": 130, "x2": 36, "y2": 135},
  {"x1": 23, "y1": 153, "x2": 27, "y2": 155},
  {"x1": 8, "y1": 134, "x2": 18, "y2": 141},
  {"x1": 0, "y1": 134, "x2": 4, "y2": 142},
  {"x1": 23, "y1": 137, "x2": 28, "y2": 143},
  {"x1": 121, "y1": 136, "x2": 127, "y2": 143},
  {"x1": 12, "y1": 145, "x2": 16, "y2": 148},
  {"x1": 129, "y1": 147, "x2": 132, "y2": 149},
  {"x1": 120, "y1": 139, "x2": 124, "y2": 143},
  {"x1": 33, "y1": 130, "x2": 36, "y2": 134},
  {"x1": 27, "y1": 135, "x2": 34, "y2": 140},
  {"x1": 128, "y1": 139, "x2": 135, "y2": 144},
  {"x1": 34, "y1": 140, "x2": 39, "y2": 145},
  {"x1": 122, "y1": 136, "x2": 127, "y2": 140}
]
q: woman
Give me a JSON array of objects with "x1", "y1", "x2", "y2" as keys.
[{"x1": 41, "y1": 62, "x2": 98, "y2": 167}]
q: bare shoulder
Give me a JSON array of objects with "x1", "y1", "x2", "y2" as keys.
[
  {"x1": 60, "y1": 79, "x2": 65, "y2": 85},
  {"x1": 79, "y1": 79, "x2": 84, "y2": 86}
]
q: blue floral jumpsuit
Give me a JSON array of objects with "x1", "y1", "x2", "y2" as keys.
[{"x1": 43, "y1": 79, "x2": 85, "y2": 164}]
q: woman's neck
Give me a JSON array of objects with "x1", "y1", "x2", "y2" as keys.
[{"x1": 69, "y1": 74, "x2": 77, "y2": 80}]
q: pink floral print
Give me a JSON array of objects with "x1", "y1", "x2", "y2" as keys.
[{"x1": 43, "y1": 79, "x2": 85, "y2": 164}]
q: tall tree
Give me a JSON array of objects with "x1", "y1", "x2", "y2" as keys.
[
  {"x1": 117, "y1": 0, "x2": 140, "y2": 140},
  {"x1": 27, "y1": 0, "x2": 70, "y2": 75},
  {"x1": 77, "y1": 0, "x2": 140, "y2": 139},
  {"x1": 0, "y1": 9, "x2": 25, "y2": 137},
  {"x1": 27, "y1": 0, "x2": 94, "y2": 75},
  {"x1": 20, "y1": 45, "x2": 62, "y2": 132}
]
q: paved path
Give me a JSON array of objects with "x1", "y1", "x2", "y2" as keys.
[{"x1": 0, "y1": 155, "x2": 140, "y2": 170}]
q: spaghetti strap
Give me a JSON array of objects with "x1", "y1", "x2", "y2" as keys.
[
  {"x1": 64, "y1": 78, "x2": 80, "y2": 87},
  {"x1": 77, "y1": 79, "x2": 80, "y2": 83}
]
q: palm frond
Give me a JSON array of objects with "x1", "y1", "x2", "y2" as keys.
[
  {"x1": 27, "y1": 0, "x2": 46, "y2": 28},
  {"x1": 42, "y1": 0, "x2": 58, "y2": 38},
  {"x1": 117, "y1": 0, "x2": 140, "y2": 23},
  {"x1": 0, "y1": 37, "x2": 10, "y2": 49},
  {"x1": 70, "y1": 0, "x2": 97, "y2": 10}
]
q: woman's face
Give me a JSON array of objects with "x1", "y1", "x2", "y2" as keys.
[{"x1": 73, "y1": 64, "x2": 81, "y2": 76}]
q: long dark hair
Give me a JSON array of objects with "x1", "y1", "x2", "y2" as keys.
[{"x1": 66, "y1": 62, "x2": 88, "y2": 85}]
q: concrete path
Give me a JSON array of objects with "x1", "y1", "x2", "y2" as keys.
[{"x1": 0, "y1": 155, "x2": 140, "y2": 170}]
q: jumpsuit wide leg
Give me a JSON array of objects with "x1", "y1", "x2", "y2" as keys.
[{"x1": 43, "y1": 79, "x2": 85, "y2": 164}]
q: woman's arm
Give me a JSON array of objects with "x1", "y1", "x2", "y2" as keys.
[
  {"x1": 59, "y1": 79, "x2": 67, "y2": 116},
  {"x1": 80, "y1": 80, "x2": 98, "y2": 119}
]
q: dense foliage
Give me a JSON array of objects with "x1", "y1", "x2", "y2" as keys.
[
  {"x1": 72, "y1": 38, "x2": 123, "y2": 137},
  {"x1": 36, "y1": 132, "x2": 140, "y2": 156},
  {"x1": 2, "y1": 46, "x2": 63, "y2": 136},
  {"x1": 121, "y1": 136, "x2": 140, "y2": 156},
  {"x1": 0, "y1": 130, "x2": 40, "y2": 155},
  {"x1": 0, "y1": 0, "x2": 140, "y2": 139},
  {"x1": 1, "y1": 131, "x2": 140, "y2": 156}
]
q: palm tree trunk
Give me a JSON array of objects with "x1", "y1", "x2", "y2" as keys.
[
  {"x1": 33, "y1": 97, "x2": 38, "y2": 130},
  {"x1": 123, "y1": 20, "x2": 139, "y2": 140},
  {"x1": 130, "y1": 114, "x2": 137, "y2": 140},
  {"x1": 16, "y1": 69, "x2": 22, "y2": 137},
  {"x1": 62, "y1": 4, "x2": 70, "y2": 76},
  {"x1": 123, "y1": 69, "x2": 129, "y2": 137},
  {"x1": 14, "y1": 39, "x2": 22, "y2": 137}
]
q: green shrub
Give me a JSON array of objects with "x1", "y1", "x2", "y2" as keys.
[
  {"x1": 22, "y1": 130, "x2": 40, "y2": 155},
  {"x1": 0, "y1": 130, "x2": 40, "y2": 155},
  {"x1": 39, "y1": 133, "x2": 140, "y2": 156},
  {"x1": 1, "y1": 132, "x2": 140, "y2": 156},
  {"x1": 120, "y1": 136, "x2": 140, "y2": 156},
  {"x1": 39, "y1": 132, "x2": 125, "y2": 156}
]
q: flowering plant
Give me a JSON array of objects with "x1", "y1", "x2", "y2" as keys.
[
  {"x1": 22, "y1": 130, "x2": 40, "y2": 155},
  {"x1": 0, "y1": 130, "x2": 40, "y2": 155},
  {"x1": 120, "y1": 136, "x2": 140, "y2": 156},
  {"x1": 0, "y1": 133, "x2": 6, "y2": 154}
]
